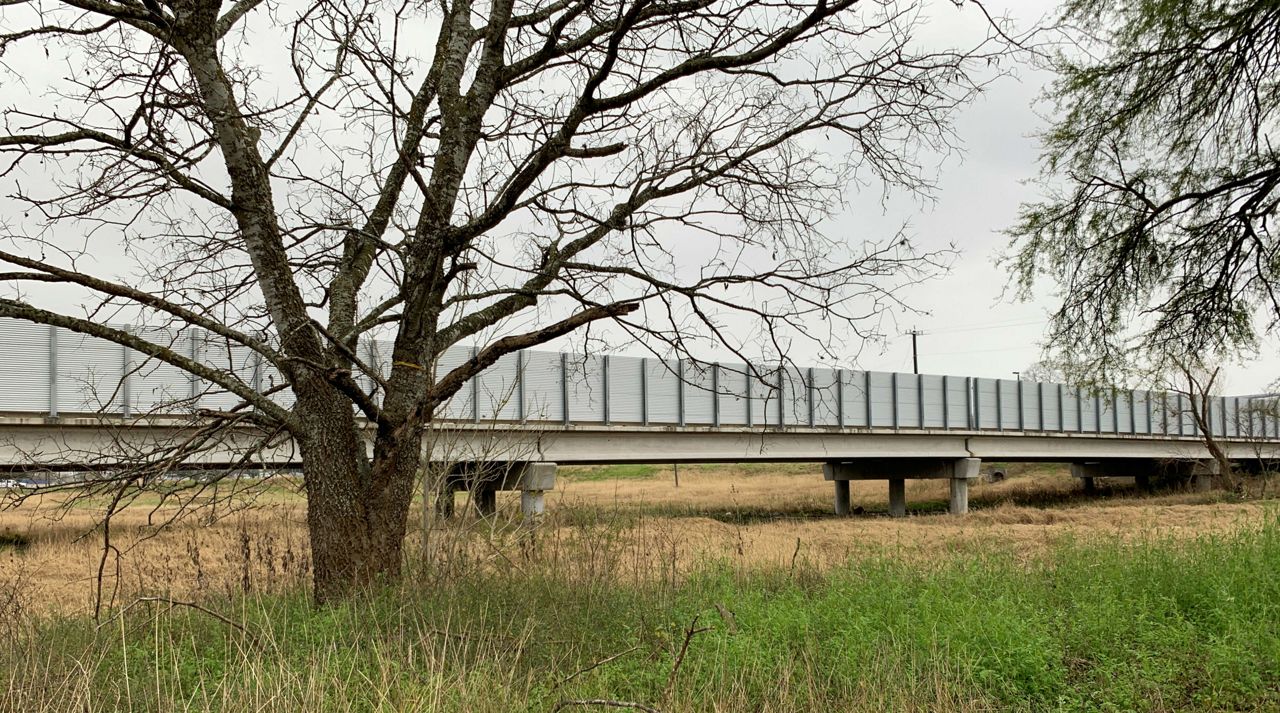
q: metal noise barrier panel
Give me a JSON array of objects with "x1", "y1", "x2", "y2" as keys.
[{"x1": 0, "y1": 318, "x2": 1274, "y2": 440}]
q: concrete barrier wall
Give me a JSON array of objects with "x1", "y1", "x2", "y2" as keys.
[{"x1": 0, "y1": 318, "x2": 1274, "y2": 440}]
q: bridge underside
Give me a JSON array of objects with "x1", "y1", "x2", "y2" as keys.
[
  {"x1": 2, "y1": 416, "x2": 1274, "y2": 467},
  {"x1": 1, "y1": 417, "x2": 1272, "y2": 519}
]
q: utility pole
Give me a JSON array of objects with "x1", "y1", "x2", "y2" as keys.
[{"x1": 907, "y1": 329, "x2": 922, "y2": 374}]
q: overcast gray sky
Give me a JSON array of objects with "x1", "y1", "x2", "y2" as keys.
[
  {"x1": 838, "y1": 0, "x2": 1280, "y2": 394},
  {"x1": 3, "y1": 0, "x2": 1276, "y2": 395}
]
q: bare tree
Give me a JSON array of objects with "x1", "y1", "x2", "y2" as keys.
[
  {"x1": 1168, "y1": 359, "x2": 1236, "y2": 492},
  {"x1": 0, "y1": 0, "x2": 1013, "y2": 600}
]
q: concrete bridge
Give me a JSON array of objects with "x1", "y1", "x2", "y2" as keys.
[{"x1": 1, "y1": 318, "x2": 1276, "y2": 517}]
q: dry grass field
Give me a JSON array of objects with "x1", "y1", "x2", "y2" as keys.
[
  {"x1": 0, "y1": 463, "x2": 1276, "y2": 712},
  {"x1": 0, "y1": 462, "x2": 1269, "y2": 617}
]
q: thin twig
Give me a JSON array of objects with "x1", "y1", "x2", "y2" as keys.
[
  {"x1": 663, "y1": 615, "x2": 711, "y2": 699},
  {"x1": 555, "y1": 646, "x2": 640, "y2": 689},
  {"x1": 551, "y1": 700, "x2": 662, "y2": 713},
  {"x1": 100, "y1": 596, "x2": 262, "y2": 649}
]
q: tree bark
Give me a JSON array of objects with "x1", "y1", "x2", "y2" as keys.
[{"x1": 294, "y1": 381, "x2": 421, "y2": 603}]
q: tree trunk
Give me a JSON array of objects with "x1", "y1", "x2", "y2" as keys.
[{"x1": 295, "y1": 384, "x2": 421, "y2": 603}]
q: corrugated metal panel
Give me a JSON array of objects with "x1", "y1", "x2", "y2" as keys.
[
  {"x1": 0, "y1": 319, "x2": 51, "y2": 412},
  {"x1": 919, "y1": 375, "x2": 943, "y2": 428},
  {"x1": 8, "y1": 320, "x2": 1280, "y2": 443},
  {"x1": 521, "y1": 350, "x2": 563, "y2": 422},
  {"x1": 683, "y1": 361, "x2": 716, "y2": 425},
  {"x1": 779, "y1": 366, "x2": 806, "y2": 426},
  {"x1": 56, "y1": 330, "x2": 124, "y2": 414},
  {"x1": 564, "y1": 354, "x2": 605, "y2": 423},
  {"x1": 477, "y1": 351, "x2": 521, "y2": 420},
  {"x1": 716, "y1": 363, "x2": 750, "y2": 426},
  {"x1": 844, "y1": 371, "x2": 869, "y2": 428},
  {"x1": 433, "y1": 344, "x2": 473, "y2": 420},
  {"x1": 1113, "y1": 392, "x2": 1132, "y2": 434},
  {"x1": 606, "y1": 355, "x2": 645, "y2": 423},
  {"x1": 645, "y1": 358, "x2": 680, "y2": 424},
  {"x1": 975, "y1": 378, "x2": 998, "y2": 429},
  {"x1": 130, "y1": 327, "x2": 196, "y2": 413},
  {"x1": 895, "y1": 373, "x2": 921, "y2": 428},
  {"x1": 867, "y1": 372, "x2": 895, "y2": 428},
  {"x1": 944, "y1": 377, "x2": 970, "y2": 429},
  {"x1": 199, "y1": 340, "x2": 258, "y2": 412},
  {"x1": 994, "y1": 379, "x2": 1018, "y2": 430},
  {"x1": 1016, "y1": 381, "x2": 1039, "y2": 430},
  {"x1": 812, "y1": 368, "x2": 841, "y2": 427}
]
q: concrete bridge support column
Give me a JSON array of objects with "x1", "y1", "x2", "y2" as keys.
[
  {"x1": 833, "y1": 479, "x2": 851, "y2": 516},
  {"x1": 948, "y1": 458, "x2": 981, "y2": 515},
  {"x1": 825, "y1": 458, "x2": 981, "y2": 517},
  {"x1": 517, "y1": 462, "x2": 558, "y2": 523},
  {"x1": 442, "y1": 461, "x2": 557, "y2": 520},
  {"x1": 1191, "y1": 461, "x2": 1218, "y2": 492},
  {"x1": 888, "y1": 478, "x2": 906, "y2": 518},
  {"x1": 474, "y1": 484, "x2": 497, "y2": 517},
  {"x1": 1071, "y1": 460, "x2": 1163, "y2": 491}
]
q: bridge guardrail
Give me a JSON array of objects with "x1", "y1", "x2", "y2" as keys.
[{"x1": 1, "y1": 318, "x2": 1274, "y2": 441}]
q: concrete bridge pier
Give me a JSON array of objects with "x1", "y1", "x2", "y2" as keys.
[
  {"x1": 824, "y1": 458, "x2": 981, "y2": 516},
  {"x1": 889, "y1": 478, "x2": 906, "y2": 518},
  {"x1": 436, "y1": 461, "x2": 558, "y2": 521}
]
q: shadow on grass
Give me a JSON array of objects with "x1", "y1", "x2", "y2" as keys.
[{"x1": 553, "y1": 480, "x2": 1236, "y2": 528}]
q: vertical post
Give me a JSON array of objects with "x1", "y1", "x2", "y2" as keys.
[
  {"x1": 1146, "y1": 392, "x2": 1153, "y2": 434},
  {"x1": 942, "y1": 375, "x2": 950, "y2": 430},
  {"x1": 189, "y1": 329, "x2": 202, "y2": 409},
  {"x1": 949, "y1": 476, "x2": 970, "y2": 515},
  {"x1": 120, "y1": 334, "x2": 131, "y2": 418},
  {"x1": 776, "y1": 369, "x2": 785, "y2": 427},
  {"x1": 47, "y1": 324, "x2": 58, "y2": 418},
  {"x1": 1221, "y1": 395, "x2": 1228, "y2": 437},
  {"x1": 833, "y1": 478, "x2": 850, "y2": 516},
  {"x1": 516, "y1": 350, "x2": 526, "y2": 422},
  {"x1": 602, "y1": 355, "x2": 611, "y2": 425},
  {"x1": 640, "y1": 358, "x2": 649, "y2": 426},
  {"x1": 807, "y1": 367, "x2": 815, "y2": 427},
  {"x1": 1077, "y1": 386, "x2": 1084, "y2": 433},
  {"x1": 1162, "y1": 392, "x2": 1170, "y2": 435},
  {"x1": 745, "y1": 368, "x2": 753, "y2": 427},
  {"x1": 1057, "y1": 383, "x2": 1064, "y2": 432},
  {"x1": 677, "y1": 358, "x2": 685, "y2": 428},
  {"x1": 560, "y1": 351, "x2": 570, "y2": 426},
  {"x1": 916, "y1": 372, "x2": 925, "y2": 429},
  {"x1": 888, "y1": 478, "x2": 906, "y2": 518},
  {"x1": 864, "y1": 370, "x2": 873, "y2": 428},
  {"x1": 1128, "y1": 391, "x2": 1136, "y2": 433},
  {"x1": 471, "y1": 345, "x2": 481, "y2": 423},
  {"x1": 890, "y1": 371, "x2": 899, "y2": 429},
  {"x1": 1016, "y1": 378, "x2": 1024, "y2": 430},
  {"x1": 995, "y1": 379, "x2": 1003, "y2": 431},
  {"x1": 836, "y1": 369, "x2": 845, "y2": 427},
  {"x1": 711, "y1": 362, "x2": 720, "y2": 427},
  {"x1": 966, "y1": 376, "x2": 974, "y2": 429},
  {"x1": 1094, "y1": 393, "x2": 1102, "y2": 434},
  {"x1": 365, "y1": 338, "x2": 380, "y2": 397},
  {"x1": 1112, "y1": 393, "x2": 1120, "y2": 433},
  {"x1": 1037, "y1": 381, "x2": 1045, "y2": 430}
]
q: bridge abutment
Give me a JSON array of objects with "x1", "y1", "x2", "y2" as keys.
[{"x1": 824, "y1": 457, "x2": 981, "y2": 516}]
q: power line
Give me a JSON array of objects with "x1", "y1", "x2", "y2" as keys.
[{"x1": 926, "y1": 318, "x2": 1047, "y2": 335}]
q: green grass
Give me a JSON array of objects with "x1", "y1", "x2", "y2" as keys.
[
  {"x1": 4, "y1": 519, "x2": 1280, "y2": 711},
  {"x1": 560, "y1": 464, "x2": 663, "y2": 481}
]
